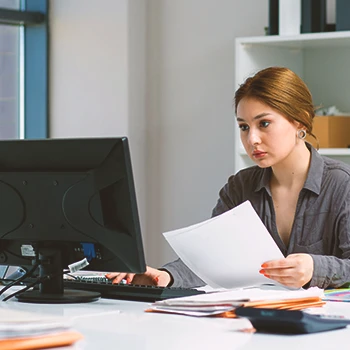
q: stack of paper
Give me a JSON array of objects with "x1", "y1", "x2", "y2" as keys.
[
  {"x1": 146, "y1": 286, "x2": 325, "y2": 318},
  {"x1": 0, "y1": 307, "x2": 83, "y2": 349}
]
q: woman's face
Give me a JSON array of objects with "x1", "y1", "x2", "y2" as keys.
[{"x1": 236, "y1": 97, "x2": 300, "y2": 168}]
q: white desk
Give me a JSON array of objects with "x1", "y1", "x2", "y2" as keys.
[{"x1": 2, "y1": 296, "x2": 350, "y2": 350}]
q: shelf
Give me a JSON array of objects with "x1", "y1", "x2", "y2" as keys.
[
  {"x1": 317, "y1": 148, "x2": 350, "y2": 156},
  {"x1": 234, "y1": 31, "x2": 350, "y2": 171},
  {"x1": 236, "y1": 31, "x2": 350, "y2": 49}
]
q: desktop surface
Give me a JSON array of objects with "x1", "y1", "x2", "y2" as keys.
[{"x1": 2, "y1": 291, "x2": 350, "y2": 350}]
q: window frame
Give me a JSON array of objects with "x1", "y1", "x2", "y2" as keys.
[{"x1": 0, "y1": 0, "x2": 48, "y2": 139}]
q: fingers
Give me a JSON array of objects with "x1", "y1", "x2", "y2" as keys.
[
  {"x1": 261, "y1": 258, "x2": 293, "y2": 269},
  {"x1": 265, "y1": 276, "x2": 300, "y2": 289},
  {"x1": 144, "y1": 267, "x2": 162, "y2": 284},
  {"x1": 105, "y1": 272, "x2": 135, "y2": 284},
  {"x1": 105, "y1": 268, "x2": 159, "y2": 286},
  {"x1": 259, "y1": 254, "x2": 314, "y2": 289},
  {"x1": 261, "y1": 254, "x2": 311, "y2": 270},
  {"x1": 133, "y1": 267, "x2": 170, "y2": 286},
  {"x1": 105, "y1": 266, "x2": 172, "y2": 287},
  {"x1": 146, "y1": 268, "x2": 171, "y2": 287}
]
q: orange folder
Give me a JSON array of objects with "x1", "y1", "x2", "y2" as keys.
[
  {"x1": 146, "y1": 295, "x2": 325, "y2": 318},
  {"x1": 217, "y1": 296, "x2": 325, "y2": 318},
  {"x1": 0, "y1": 330, "x2": 83, "y2": 350}
]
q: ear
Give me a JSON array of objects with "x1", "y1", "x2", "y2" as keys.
[{"x1": 294, "y1": 121, "x2": 306, "y2": 131}]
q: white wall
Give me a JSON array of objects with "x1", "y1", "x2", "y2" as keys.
[
  {"x1": 49, "y1": 0, "x2": 129, "y2": 137},
  {"x1": 49, "y1": 0, "x2": 148, "y2": 255},
  {"x1": 145, "y1": 0, "x2": 268, "y2": 266},
  {"x1": 49, "y1": 0, "x2": 268, "y2": 267}
]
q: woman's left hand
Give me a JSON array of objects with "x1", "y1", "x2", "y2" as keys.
[{"x1": 259, "y1": 253, "x2": 314, "y2": 289}]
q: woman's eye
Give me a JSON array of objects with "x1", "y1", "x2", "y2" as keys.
[
  {"x1": 260, "y1": 121, "x2": 270, "y2": 128},
  {"x1": 239, "y1": 124, "x2": 249, "y2": 131}
]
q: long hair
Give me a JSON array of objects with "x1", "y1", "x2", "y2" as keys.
[{"x1": 234, "y1": 67, "x2": 316, "y2": 140}]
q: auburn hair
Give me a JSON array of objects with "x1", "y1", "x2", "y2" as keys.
[{"x1": 234, "y1": 66, "x2": 316, "y2": 142}]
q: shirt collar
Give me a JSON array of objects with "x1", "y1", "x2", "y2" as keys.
[
  {"x1": 303, "y1": 143, "x2": 324, "y2": 195},
  {"x1": 254, "y1": 143, "x2": 324, "y2": 195},
  {"x1": 255, "y1": 167, "x2": 272, "y2": 194}
]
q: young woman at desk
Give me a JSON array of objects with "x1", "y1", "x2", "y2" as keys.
[{"x1": 107, "y1": 66, "x2": 350, "y2": 290}]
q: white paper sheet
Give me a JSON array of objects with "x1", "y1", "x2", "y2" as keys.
[
  {"x1": 155, "y1": 286, "x2": 324, "y2": 306},
  {"x1": 0, "y1": 302, "x2": 71, "y2": 339},
  {"x1": 163, "y1": 200, "x2": 284, "y2": 289}
]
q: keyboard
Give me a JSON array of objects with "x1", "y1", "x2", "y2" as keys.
[
  {"x1": 63, "y1": 279, "x2": 205, "y2": 302},
  {"x1": 74, "y1": 275, "x2": 120, "y2": 283}
]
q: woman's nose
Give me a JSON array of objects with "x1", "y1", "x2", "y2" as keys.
[{"x1": 248, "y1": 129, "x2": 261, "y2": 146}]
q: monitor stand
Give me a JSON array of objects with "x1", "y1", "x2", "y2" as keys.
[
  {"x1": 16, "y1": 288, "x2": 100, "y2": 304},
  {"x1": 16, "y1": 247, "x2": 101, "y2": 304}
]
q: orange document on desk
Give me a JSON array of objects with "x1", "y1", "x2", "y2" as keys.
[
  {"x1": 0, "y1": 307, "x2": 83, "y2": 349},
  {"x1": 146, "y1": 286, "x2": 325, "y2": 318},
  {"x1": 0, "y1": 330, "x2": 83, "y2": 350}
]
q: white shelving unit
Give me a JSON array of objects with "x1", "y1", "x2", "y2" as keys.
[{"x1": 234, "y1": 31, "x2": 350, "y2": 172}]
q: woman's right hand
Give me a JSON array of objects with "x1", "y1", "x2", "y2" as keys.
[{"x1": 105, "y1": 266, "x2": 172, "y2": 287}]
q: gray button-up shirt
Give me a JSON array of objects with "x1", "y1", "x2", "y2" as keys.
[{"x1": 163, "y1": 144, "x2": 350, "y2": 289}]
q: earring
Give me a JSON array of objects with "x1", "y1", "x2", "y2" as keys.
[{"x1": 297, "y1": 129, "x2": 307, "y2": 140}]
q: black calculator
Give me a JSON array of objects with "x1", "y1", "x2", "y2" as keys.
[{"x1": 235, "y1": 307, "x2": 350, "y2": 334}]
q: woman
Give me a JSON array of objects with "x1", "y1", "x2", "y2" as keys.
[{"x1": 107, "y1": 67, "x2": 350, "y2": 290}]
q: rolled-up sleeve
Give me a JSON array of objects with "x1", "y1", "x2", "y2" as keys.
[{"x1": 161, "y1": 259, "x2": 205, "y2": 288}]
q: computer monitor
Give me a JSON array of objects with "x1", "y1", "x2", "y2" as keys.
[{"x1": 0, "y1": 137, "x2": 146, "y2": 303}]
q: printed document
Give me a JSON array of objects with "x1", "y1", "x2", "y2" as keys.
[
  {"x1": 147, "y1": 286, "x2": 324, "y2": 317},
  {"x1": 163, "y1": 200, "x2": 284, "y2": 289}
]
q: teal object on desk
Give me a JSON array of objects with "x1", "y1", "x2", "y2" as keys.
[{"x1": 323, "y1": 289, "x2": 350, "y2": 302}]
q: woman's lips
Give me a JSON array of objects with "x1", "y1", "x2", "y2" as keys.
[{"x1": 252, "y1": 151, "x2": 267, "y2": 159}]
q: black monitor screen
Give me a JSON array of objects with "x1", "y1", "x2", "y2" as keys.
[{"x1": 0, "y1": 137, "x2": 146, "y2": 303}]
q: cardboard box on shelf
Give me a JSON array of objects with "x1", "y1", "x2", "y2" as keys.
[{"x1": 306, "y1": 115, "x2": 350, "y2": 148}]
